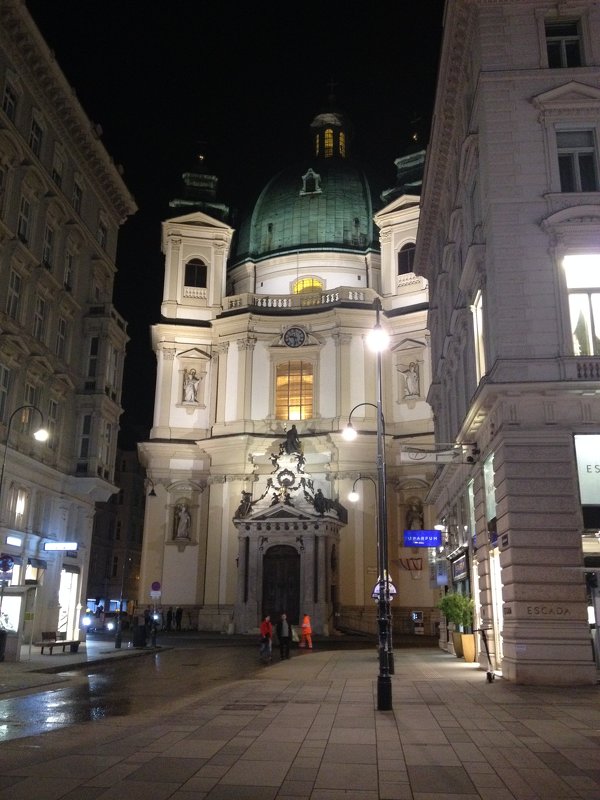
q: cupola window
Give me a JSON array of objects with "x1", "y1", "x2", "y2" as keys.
[
  {"x1": 315, "y1": 134, "x2": 319, "y2": 157},
  {"x1": 184, "y1": 258, "x2": 207, "y2": 288},
  {"x1": 339, "y1": 131, "x2": 346, "y2": 158},
  {"x1": 324, "y1": 128, "x2": 333, "y2": 158},
  {"x1": 293, "y1": 277, "x2": 323, "y2": 294}
]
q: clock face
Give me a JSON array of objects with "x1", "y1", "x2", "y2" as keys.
[{"x1": 284, "y1": 327, "x2": 306, "y2": 348}]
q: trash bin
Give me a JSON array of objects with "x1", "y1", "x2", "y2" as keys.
[
  {"x1": 0, "y1": 629, "x2": 7, "y2": 662},
  {"x1": 132, "y1": 625, "x2": 146, "y2": 648}
]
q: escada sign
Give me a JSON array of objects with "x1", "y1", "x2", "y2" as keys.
[{"x1": 527, "y1": 605, "x2": 570, "y2": 616}]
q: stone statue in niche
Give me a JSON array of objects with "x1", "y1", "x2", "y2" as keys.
[
  {"x1": 174, "y1": 502, "x2": 191, "y2": 539},
  {"x1": 405, "y1": 498, "x2": 424, "y2": 530},
  {"x1": 235, "y1": 491, "x2": 253, "y2": 519},
  {"x1": 404, "y1": 362, "x2": 420, "y2": 397},
  {"x1": 183, "y1": 368, "x2": 200, "y2": 403}
]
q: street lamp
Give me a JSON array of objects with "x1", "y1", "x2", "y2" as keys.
[
  {"x1": 342, "y1": 298, "x2": 393, "y2": 711},
  {"x1": 0, "y1": 404, "x2": 49, "y2": 509},
  {"x1": 0, "y1": 405, "x2": 48, "y2": 629}
]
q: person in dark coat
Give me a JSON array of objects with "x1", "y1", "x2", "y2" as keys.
[
  {"x1": 276, "y1": 612, "x2": 291, "y2": 660},
  {"x1": 175, "y1": 606, "x2": 183, "y2": 631}
]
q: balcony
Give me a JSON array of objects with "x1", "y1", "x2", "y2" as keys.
[{"x1": 225, "y1": 286, "x2": 377, "y2": 312}]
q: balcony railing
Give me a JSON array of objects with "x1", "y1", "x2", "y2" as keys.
[{"x1": 226, "y1": 286, "x2": 377, "y2": 312}]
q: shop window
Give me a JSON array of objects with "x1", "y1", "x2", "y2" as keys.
[{"x1": 276, "y1": 361, "x2": 313, "y2": 420}]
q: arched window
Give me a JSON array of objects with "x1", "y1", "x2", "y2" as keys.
[
  {"x1": 293, "y1": 277, "x2": 323, "y2": 294},
  {"x1": 276, "y1": 361, "x2": 313, "y2": 420},
  {"x1": 315, "y1": 134, "x2": 320, "y2": 157},
  {"x1": 324, "y1": 128, "x2": 333, "y2": 158},
  {"x1": 398, "y1": 243, "x2": 416, "y2": 275},
  {"x1": 339, "y1": 131, "x2": 346, "y2": 158},
  {"x1": 184, "y1": 258, "x2": 207, "y2": 288}
]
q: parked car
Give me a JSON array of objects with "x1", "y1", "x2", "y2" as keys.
[{"x1": 85, "y1": 611, "x2": 130, "y2": 633}]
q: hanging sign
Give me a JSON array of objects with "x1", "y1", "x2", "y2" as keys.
[{"x1": 403, "y1": 530, "x2": 442, "y2": 547}]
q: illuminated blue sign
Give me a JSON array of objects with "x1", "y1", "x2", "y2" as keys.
[{"x1": 403, "y1": 530, "x2": 442, "y2": 547}]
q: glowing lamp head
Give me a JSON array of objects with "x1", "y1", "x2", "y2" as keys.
[
  {"x1": 366, "y1": 324, "x2": 390, "y2": 353},
  {"x1": 342, "y1": 423, "x2": 358, "y2": 442},
  {"x1": 33, "y1": 427, "x2": 49, "y2": 442},
  {"x1": 348, "y1": 490, "x2": 360, "y2": 503}
]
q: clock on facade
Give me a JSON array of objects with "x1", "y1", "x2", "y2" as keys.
[{"x1": 283, "y1": 327, "x2": 306, "y2": 348}]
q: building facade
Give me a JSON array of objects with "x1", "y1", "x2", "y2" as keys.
[
  {"x1": 415, "y1": 0, "x2": 600, "y2": 684},
  {"x1": 138, "y1": 110, "x2": 444, "y2": 635},
  {"x1": 87, "y1": 450, "x2": 146, "y2": 616},
  {"x1": 0, "y1": 2, "x2": 136, "y2": 655}
]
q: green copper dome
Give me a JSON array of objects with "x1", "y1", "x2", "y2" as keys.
[{"x1": 231, "y1": 108, "x2": 380, "y2": 266}]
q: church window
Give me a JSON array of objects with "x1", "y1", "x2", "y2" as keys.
[
  {"x1": 545, "y1": 20, "x2": 582, "y2": 68},
  {"x1": 293, "y1": 277, "x2": 323, "y2": 294},
  {"x1": 315, "y1": 134, "x2": 319, "y2": 157},
  {"x1": 339, "y1": 131, "x2": 346, "y2": 157},
  {"x1": 324, "y1": 128, "x2": 333, "y2": 158},
  {"x1": 300, "y1": 168, "x2": 321, "y2": 195},
  {"x1": 398, "y1": 243, "x2": 416, "y2": 275},
  {"x1": 557, "y1": 130, "x2": 598, "y2": 192},
  {"x1": 184, "y1": 258, "x2": 207, "y2": 288},
  {"x1": 563, "y1": 253, "x2": 600, "y2": 356},
  {"x1": 276, "y1": 361, "x2": 313, "y2": 420}
]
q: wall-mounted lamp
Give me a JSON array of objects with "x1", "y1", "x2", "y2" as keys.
[
  {"x1": 259, "y1": 536, "x2": 269, "y2": 552},
  {"x1": 146, "y1": 478, "x2": 157, "y2": 497},
  {"x1": 296, "y1": 535, "x2": 304, "y2": 551}
]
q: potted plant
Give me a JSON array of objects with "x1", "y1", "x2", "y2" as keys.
[{"x1": 437, "y1": 592, "x2": 475, "y2": 661}]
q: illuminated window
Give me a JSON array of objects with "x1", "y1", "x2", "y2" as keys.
[
  {"x1": 315, "y1": 134, "x2": 319, "y2": 157},
  {"x1": 276, "y1": 361, "x2": 313, "y2": 420},
  {"x1": 471, "y1": 290, "x2": 486, "y2": 382},
  {"x1": 339, "y1": 131, "x2": 346, "y2": 157},
  {"x1": 293, "y1": 277, "x2": 323, "y2": 294},
  {"x1": 324, "y1": 128, "x2": 333, "y2": 158},
  {"x1": 185, "y1": 258, "x2": 207, "y2": 287},
  {"x1": 563, "y1": 253, "x2": 600, "y2": 355}
]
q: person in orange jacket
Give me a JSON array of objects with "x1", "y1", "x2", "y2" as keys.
[{"x1": 299, "y1": 613, "x2": 312, "y2": 649}]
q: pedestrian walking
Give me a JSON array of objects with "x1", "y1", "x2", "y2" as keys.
[
  {"x1": 165, "y1": 606, "x2": 173, "y2": 631},
  {"x1": 259, "y1": 614, "x2": 273, "y2": 663},
  {"x1": 276, "y1": 612, "x2": 291, "y2": 660},
  {"x1": 299, "y1": 613, "x2": 312, "y2": 649},
  {"x1": 175, "y1": 606, "x2": 183, "y2": 631}
]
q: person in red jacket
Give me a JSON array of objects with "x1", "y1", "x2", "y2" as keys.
[
  {"x1": 299, "y1": 613, "x2": 312, "y2": 649},
  {"x1": 259, "y1": 614, "x2": 273, "y2": 662}
]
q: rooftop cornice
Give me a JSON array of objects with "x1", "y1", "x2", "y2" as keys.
[{"x1": 0, "y1": 0, "x2": 137, "y2": 223}]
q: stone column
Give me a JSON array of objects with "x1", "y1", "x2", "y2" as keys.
[{"x1": 495, "y1": 434, "x2": 595, "y2": 685}]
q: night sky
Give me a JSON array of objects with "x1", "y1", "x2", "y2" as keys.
[{"x1": 24, "y1": 1, "x2": 445, "y2": 449}]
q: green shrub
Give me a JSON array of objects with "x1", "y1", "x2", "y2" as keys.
[{"x1": 437, "y1": 592, "x2": 474, "y2": 631}]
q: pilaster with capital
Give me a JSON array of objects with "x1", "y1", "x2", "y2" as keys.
[
  {"x1": 214, "y1": 342, "x2": 230, "y2": 424},
  {"x1": 236, "y1": 338, "x2": 256, "y2": 421}
]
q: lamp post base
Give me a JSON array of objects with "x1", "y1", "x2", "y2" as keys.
[{"x1": 377, "y1": 675, "x2": 392, "y2": 711}]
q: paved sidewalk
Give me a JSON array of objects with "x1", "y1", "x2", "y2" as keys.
[{"x1": 1, "y1": 645, "x2": 600, "y2": 799}]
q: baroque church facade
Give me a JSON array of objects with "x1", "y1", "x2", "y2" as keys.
[{"x1": 138, "y1": 108, "x2": 443, "y2": 636}]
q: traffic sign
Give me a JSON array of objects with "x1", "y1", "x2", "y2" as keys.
[
  {"x1": 151, "y1": 581, "x2": 161, "y2": 591},
  {"x1": 371, "y1": 573, "x2": 397, "y2": 600}
]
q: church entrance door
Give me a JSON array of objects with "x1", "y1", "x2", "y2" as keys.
[{"x1": 262, "y1": 545, "x2": 300, "y2": 625}]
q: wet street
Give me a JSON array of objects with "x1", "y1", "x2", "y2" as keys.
[{"x1": 0, "y1": 635, "x2": 261, "y2": 743}]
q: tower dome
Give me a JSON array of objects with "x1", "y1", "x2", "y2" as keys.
[{"x1": 231, "y1": 106, "x2": 380, "y2": 267}]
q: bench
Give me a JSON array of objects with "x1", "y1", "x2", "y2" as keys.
[{"x1": 34, "y1": 631, "x2": 81, "y2": 655}]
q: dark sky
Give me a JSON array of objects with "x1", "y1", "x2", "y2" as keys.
[{"x1": 25, "y1": 1, "x2": 445, "y2": 448}]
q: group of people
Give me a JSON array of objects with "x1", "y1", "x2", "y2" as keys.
[
  {"x1": 145, "y1": 605, "x2": 183, "y2": 632},
  {"x1": 259, "y1": 612, "x2": 312, "y2": 663}
]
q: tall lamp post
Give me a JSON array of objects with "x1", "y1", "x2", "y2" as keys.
[
  {"x1": 0, "y1": 405, "x2": 48, "y2": 626},
  {"x1": 343, "y1": 299, "x2": 393, "y2": 711},
  {"x1": 0, "y1": 404, "x2": 49, "y2": 506}
]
